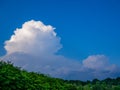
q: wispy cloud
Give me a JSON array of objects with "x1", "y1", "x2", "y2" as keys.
[{"x1": 1, "y1": 20, "x2": 120, "y2": 80}]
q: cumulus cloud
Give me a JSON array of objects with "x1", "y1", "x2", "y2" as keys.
[
  {"x1": 1, "y1": 20, "x2": 120, "y2": 80},
  {"x1": 83, "y1": 55, "x2": 109, "y2": 70},
  {"x1": 61, "y1": 55, "x2": 120, "y2": 80},
  {"x1": 81, "y1": 55, "x2": 119, "y2": 80},
  {"x1": 2, "y1": 20, "x2": 81, "y2": 78},
  {"x1": 5, "y1": 20, "x2": 62, "y2": 56}
]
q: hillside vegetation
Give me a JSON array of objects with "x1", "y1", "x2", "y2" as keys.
[{"x1": 0, "y1": 61, "x2": 120, "y2": 90}]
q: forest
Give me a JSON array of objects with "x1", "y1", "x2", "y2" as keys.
[{"x1": 0, "y1": 61, "x2": 120, "y2": 90}]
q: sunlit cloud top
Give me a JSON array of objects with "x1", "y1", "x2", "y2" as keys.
[{"x1": 5, "y1": 20, "x2": 62, "y2": 56}]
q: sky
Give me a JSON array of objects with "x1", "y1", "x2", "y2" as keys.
[{"x1": 0, "y1": 0, "x2": 120, "y2": 80}]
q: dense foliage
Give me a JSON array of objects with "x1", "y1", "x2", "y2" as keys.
[{"x1": 0, "y1": 61, "x2": 120, "y2": 90}]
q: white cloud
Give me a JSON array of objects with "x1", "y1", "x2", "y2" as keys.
[
  {"x1": 63, "y1": 55, "x2": 120, "y2": 80},
  {"x1": 81, "y1": 55, "x2": 120, "y2": 80},
  {"x1": 1, "y1": 20, "x2": 120, "y2": 80},
  {"x1": 83, "y1": 55, "x2": 109, "y2": 70},
  {"x1": 82, "y1": 55, "x2": 117, "y2": 71},
  {"x1": 5, "y1": 20, "x2": 61, "y2": 56},
  {"x1": 3, "y1": 20, "x2": 81, "y2": 78}
]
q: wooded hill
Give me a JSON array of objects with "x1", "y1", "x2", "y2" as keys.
[{"x1": 0, "y1": 61, "x2": 120, "y2": 90}]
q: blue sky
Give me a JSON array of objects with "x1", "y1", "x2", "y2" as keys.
[{"x1": 0, "y1": 0, "x2": 120, "y2": 80}]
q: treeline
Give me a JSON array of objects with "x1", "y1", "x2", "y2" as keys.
[{"x1": 0, "y1": 61, "x2": 120, "y2": 90}]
